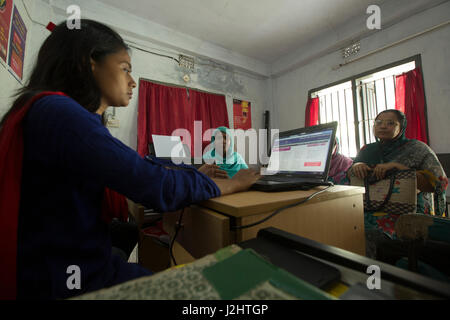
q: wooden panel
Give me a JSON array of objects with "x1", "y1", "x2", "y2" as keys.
[
  {"x1": 126, "y1": 199, "x2": 144, "y2": 227},
  {"x1": 163, "y1": 206, "x2": 230, "y2": 259},
  {"x1": 171, "y1": 241, "x2": 195, "y2": 266},
  {"x1": 237, "y1": 194, "x2": 366, "y2": 255},
  {"x1": 200, "y1": 185, "x2": 365, "y2": 217},
  {"x1": 139, "y1": 235, "x2": 169, "y2": 273}
]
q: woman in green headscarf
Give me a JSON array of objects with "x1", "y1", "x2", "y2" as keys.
[
  {"x1": 203, "y1": 126, "x2": 248, "y2": 178},
  {"x1": 349, "y1": 110, "x2": 447, "y2": 256}
]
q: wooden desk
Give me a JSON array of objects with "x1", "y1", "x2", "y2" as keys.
[{"x1": 163, "y1": 185, "x2": 366, "y2": 264}]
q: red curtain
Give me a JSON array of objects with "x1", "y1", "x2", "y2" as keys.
[
  {"x1": 395, "y1": 67, "x2": 428, "y2": 144},
  {"x1": 305, "y1": 97, "x2": 319, "y2": 127},
  {"x1": 138, "y1": 80, "x2": 229, "y2": 157},
  {"x1": 189, "y1": 89, "x2": 230, "y2": 154}
]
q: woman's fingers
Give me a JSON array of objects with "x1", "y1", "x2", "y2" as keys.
[
  {"x1": 373, "y1": 165, "x2": 387, "y2": 180},
  {"x1": 215, "y1": 169, "x2": 229, "y2": 179},
  {"x1": 232, "y1": 169, "x2": 261, "y2": 191},
  {"x1": 354, "y1": 164, "x2": 370, "y2": 179}
]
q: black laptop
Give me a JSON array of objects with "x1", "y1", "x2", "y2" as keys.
[{"x1": 251, "y1": 122, "x2": 337, "y2": 192}]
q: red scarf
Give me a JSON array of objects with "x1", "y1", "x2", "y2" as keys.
[{"x1": 0, "y1": 92, "x2": 128, "y2": 300}]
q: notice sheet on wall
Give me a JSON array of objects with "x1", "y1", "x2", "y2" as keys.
[
  {"x1": 0, "y1": 0, "x2": 14, "y2": 65},
  {"x1": 233, "y1": 99, "x2": 252, "y2": 130},
  {"x1": 8, "y1": 4, "x2": 27, "y2": 80}
]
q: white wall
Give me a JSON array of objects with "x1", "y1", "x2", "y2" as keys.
[
  {"x1": 109, "y1": 40, "x2": 270, "y2": 156},
  {"x1": 0, "y1": 0, "x2": 272, "y2": 165},
  {"x1": 2, "y1": 0, "x2": 449, "y2": 158},
  {"x1": 271, "y1": 1, "x2": 450, "y2": 154}
]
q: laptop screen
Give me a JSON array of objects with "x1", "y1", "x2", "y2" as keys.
[
  {"x1": 266, "y1": 122, "x2": 337, "y2": 178},
  {"x1": 151, "y1": 135, "x2": 187, "y2": 158}
]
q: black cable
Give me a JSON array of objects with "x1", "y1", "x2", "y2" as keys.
[
  {"x1": 169, "y1": 208, "x2": 185, "y2": 266},
  {"x1": 128, "y1": 44, "x2": 180, "y2": 64},
  {"x1": 231, "y1": 184, "x2": 334, "y2": 230}
]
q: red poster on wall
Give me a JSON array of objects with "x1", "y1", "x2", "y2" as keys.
[
  {"x1": 8, "y1": 5, "x2": 27, "y2": 80},
  {"x1": 233, "y1": 99, "x2": 252, "y2": 130},
  {"x1": 0, "y1": 0, "x2": 13, "y2": 63}
]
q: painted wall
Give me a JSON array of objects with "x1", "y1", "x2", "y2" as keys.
[
  {"x1": 0, "y1": 0, "x2": 271, "y2": 165},
  {"x1": 271, "y1": 1, "x2": 450, "y2": 154},
  {"x1": 2, "y1": 0, "x2": 448, "y2": 159},
  {"x1": 109, "y1": 41, "x2": 270, "y2": 162}
]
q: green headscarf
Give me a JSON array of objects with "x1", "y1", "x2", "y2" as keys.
[
  {"x1": 203, "y1": 126, "x2": 248, "y2": 178},
  {"x1": 355, "y1": 110, "x2": 410, "y2": 165}
]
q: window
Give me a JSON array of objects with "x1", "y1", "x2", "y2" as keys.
[{"x1": 309, "y1": 55, "x2": 423, "y2": 158}]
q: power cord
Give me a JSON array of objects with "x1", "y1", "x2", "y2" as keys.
[
  {"x1": 169, "y1": 208, "x2": 185, "y2": 266},
  {"x1": 128, "y1": 44, "x2": 180, "y2": 64},
  {"x1": 231, "y1": 184, "x2": 334, "y2": 230}
]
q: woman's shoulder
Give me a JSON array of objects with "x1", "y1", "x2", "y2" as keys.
[
  {"x1": 29, "y1": 94, "x2": 100, "y2": 123},
  {"x1": 404, "y1": 139, "x2": 432, "y2": 152},
  {"x1": 357, "y1": 142, "x2": 378, "y2": 154},
  {"x1": 25, "y1": 94, "x2": 104, "y2": 136},
  {"x1": 32, "y1": 94, "x2": 84, "y2": 113}
]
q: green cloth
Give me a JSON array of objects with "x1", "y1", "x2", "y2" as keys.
[
  {"x1": 202, "y1": 249, "x2": 335, "y2": 300},
  {"x1": 72, "y1": 245, "x2": 321, "y2": 300},
  {"x1": 203, "y1": 126, "x2": 248, "y2": 178}
]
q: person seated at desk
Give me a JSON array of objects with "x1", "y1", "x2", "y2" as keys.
[
  {"x1": 203, "y1": 126, "x2": 248, "y2": 178},
  {"x1": 348, "y1": 109, "x2": 448, "y2": 257},
  {"x1": 0, "y1": 19, "x2": 260, "y2": 300},
  {"x1": 327, "y1": 137, "x2": 353, "y2": 185}
]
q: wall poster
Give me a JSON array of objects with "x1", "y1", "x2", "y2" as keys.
[{"x1": 233, "y1": 99, "x2": 252, "y2": 130}]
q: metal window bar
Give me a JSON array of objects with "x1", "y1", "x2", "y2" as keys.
[
  {"x1": 364, "y1": 83, "x2": 371, "y2": 145},
  {"x1": 373, "y1": 80, "x2": 379, "y2": 118},
  {"x1": 357, "y1": 81, "x2": 365, "y2": 150},
  {"x1": 393, "y1": 75, "x2": 396, "y2": 101},
  {"x1": 317, "y1": 91, "x2": 352, "y2": 156},
  {"x1": 352, "y1": 79, "x2": 361, "y2": 154},
  {"x1": 328, "y1": 93, "x2": 333, "y2": 124},
  {"x1": 347, "y1": 91, "x2": 354, "y2": 156},
  {"x1": 344, "y1": 88, "x2": 352, "y2": 157},
  {"x1": 336, "y1": 91, "x2": 343, "y2": 153},
  {"x1": 359, "y1": 74, "x2": 406, "y2": 146}
]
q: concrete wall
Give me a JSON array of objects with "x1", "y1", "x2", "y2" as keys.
[
  {"x1": 271, "y1": 1, "x2": 450, "y2": 154},
  {"x1": 0, "y1": 0, "x2": 272, "y2": 165},
  {"x1": 1, "y1": 0, "x2": 448, "y2": 158}
]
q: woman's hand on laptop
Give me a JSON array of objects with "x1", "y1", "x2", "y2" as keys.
[
  {"x1": 213, "y1": 169, "x2": 261, "y2": 195},
  {"x1": 198, "y1": 164, "x2": 229, "y2": 179}
]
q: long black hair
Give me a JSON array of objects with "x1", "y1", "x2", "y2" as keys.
[{"x1": 0, "y1": 19, "x2": 128, "y2": 127}]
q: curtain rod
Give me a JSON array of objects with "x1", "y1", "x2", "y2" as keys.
[{"x1": 139, "y1": 77, "x2": 227, "y2": 97}]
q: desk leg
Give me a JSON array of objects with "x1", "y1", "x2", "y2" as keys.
[{"x1": 163, "y1": 206, "x2": 231, "y2": 260}]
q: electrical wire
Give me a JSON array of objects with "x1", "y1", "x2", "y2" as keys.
[
  {"x1": 232, "y1": 184, "x2": 334, "y2": 230},
  {"x1": 128, "y1": 44, "x2": 180, "y2": 64},
  {"x1": 22, "y1": 0, "x2": 262, "y2": 80},
  {"x1": 22, "y1": 0, "x2": 50, "y2": 28},
  {"x1": 169, "y1": 208, "x2": 185, "y2": 266}
]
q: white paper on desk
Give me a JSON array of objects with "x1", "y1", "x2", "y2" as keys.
[{"x1": 152, "y1": 135, "x2": 187, "y2": 158}]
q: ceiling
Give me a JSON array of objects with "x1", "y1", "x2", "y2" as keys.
[{"x1": 97, "y1": 0, "x2": 389, "y2": 63}]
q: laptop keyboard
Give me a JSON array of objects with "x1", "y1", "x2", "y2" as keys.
[{"x1": 260, "y1": 176, "x2": 309, "y2": 183}]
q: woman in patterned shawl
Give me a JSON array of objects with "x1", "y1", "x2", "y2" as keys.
[
  {"x1": 327, "y1": 137, "x2": 353, "y2": 185},
  {"x1": 349, "y1": 109, "x2": 448, "y2": 245}
]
